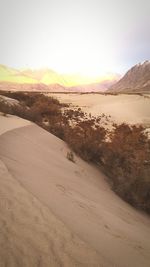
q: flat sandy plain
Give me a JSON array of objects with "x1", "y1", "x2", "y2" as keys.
[
  {"x1": 0, "y1": 111, "x2": 150, "y2": 267},
  {"x1": 48, "y1": 93, "x2": 150, "y2": 126}
]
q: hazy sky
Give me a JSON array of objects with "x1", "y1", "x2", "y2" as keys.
[{"x1": 0, "y1": 0, "x2": 149, "y2": 75}]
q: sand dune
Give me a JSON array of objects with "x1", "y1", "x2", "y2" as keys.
[
  {"x1": 0, "y1": 113, "x2": 31, "y2": 135},
  {"x1": 0, "y1": 115, "x2": 150, "y2": 266}
]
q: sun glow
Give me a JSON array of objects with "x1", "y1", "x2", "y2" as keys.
[
  {"x1": 0, "y1": 0, "x2": 149, "y2": 80},
  {"x1": 23, "y1": 24, "x2": 116, "y2": 78},
  {"x1": 23, "y1": 35, "x2": 116, "y2": 83},
  {"x1": 0, "y1": 0, "x2": 120, "y2": 81}
]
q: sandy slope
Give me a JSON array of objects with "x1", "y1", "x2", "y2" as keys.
[
  {"x1": 49, "y1": 93, "x2": 150, "y2": 126},
  {"x1": 0, "y1": 113, "x2": 31, "y2": 135},
  {"x1": 0, "y1": 115, "x2": 150, "y2": 267},
  {"x1": 0, "y1": 116, "x2": 103, "y2": 267},
  {"x1": 0, "y1": 161, "x2": 102, "y2": 267}
]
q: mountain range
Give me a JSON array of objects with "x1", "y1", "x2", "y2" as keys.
[
  {"x1": 0, "y1": 61, "x2": 150, "y2": 93},
  {"x1": 0, "y1": 65, "x2": 119, "y2": 92},
  {"x1": 109, "y1": 60, "x2": 150, "y2": 93}
]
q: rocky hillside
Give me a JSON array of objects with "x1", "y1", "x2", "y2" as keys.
[{"x1": 108, "y1": 60, "x2": 150, "y2": 93}]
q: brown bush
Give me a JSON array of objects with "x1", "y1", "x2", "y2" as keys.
[
  {"x1": 101, "y1": 123, "x2": 150, "y2": 212},
  {"x1": 64, "y1": 122, "x2": 106, "y2": 162},
  {"x1": 0, "y1": 99, "x2": 13, "y2": 114}
]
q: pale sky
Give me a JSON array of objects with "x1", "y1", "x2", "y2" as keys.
[{"x1": 0, "y1": 0, "x2": 149, "y2": 76}]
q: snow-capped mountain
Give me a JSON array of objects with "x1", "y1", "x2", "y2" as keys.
[{"x1": 108, "y1": 60, "x2": 150, "y2": 93}]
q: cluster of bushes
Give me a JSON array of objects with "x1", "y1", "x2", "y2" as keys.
[
  {"x1": 64, "y1": 114, "x2": 150, "y2": 212},
  {"x1": 65, "y1": 121, "x2": 106, "y2": 161},
  {"x1": 102, "y1": 124, "x2": 150, "y2": 212},
  {"x1": 0, "y1": 91, "x2": 150, "y2": 213},
  {"x1": 0, "y1": 92, "x2": 62, "y2": 124}
]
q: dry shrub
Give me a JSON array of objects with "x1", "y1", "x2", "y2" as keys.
[
  {"x1": 64, "y1": 122, "x2": 106, "y2": 162},
  {"x1": 101, "y1": 123, "x2": 150, "y2": 212},
  {"x1": 67, "y1": 151, "x2": 75, "y2": 163},
  {"x1": 0, "y1": 99, "x2": 13, "y2": 114}
]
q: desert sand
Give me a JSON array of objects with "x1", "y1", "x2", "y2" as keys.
[
  {"x1": 48, "y1": 93, "x2": 150, "y2": 126},
  {"x1": 0, "y1": 114, "x2": 150, "y2": 267}
]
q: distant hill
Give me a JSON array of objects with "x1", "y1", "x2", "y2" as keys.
[
  {"x1": 0, "y1": 64, "x2": 119, "y2": 92},
  {"x1": 69, "y1": 79, "x2": 118, "y2": 92},
  {"x1": 0, "y1": 65, "x2": 38, "y2": 84},
  {"x1": 0, "y1": 82, "x2": 68, "y2": 92},
  {"x1": 0, "y1": 82, "x2": 47, "y2": 91},
  {"x1": 108, "y1": 60, "x2": 150, "y2": 93}
]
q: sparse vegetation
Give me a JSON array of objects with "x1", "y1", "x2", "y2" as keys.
[
  {"x1": 101, "y1": 124, "x2": 150, "y2": 212},
  {"x1": 67, "y1": 151, "x2": 75, "y2": 163},
  {"x1": 0, "y1": 91, "x2": 150, "y2": 213}
]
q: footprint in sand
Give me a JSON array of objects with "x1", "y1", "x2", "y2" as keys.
[
  {"x1": 56, "y1": 184, "x2": 72, "y2": 196},
  {"x1": 104, "y1": 224, "x2": 110, "y2": 230},
  {"x1": 56, "y1": 184, "x2": 66, "y2": 193}
]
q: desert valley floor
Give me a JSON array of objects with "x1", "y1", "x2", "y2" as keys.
[
  {"x1": 0, "y1": 107, "x2": 150, "y2": 266},
  {"x1": 48, "y1": 93, "x2": 150, "y2": 127}
]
